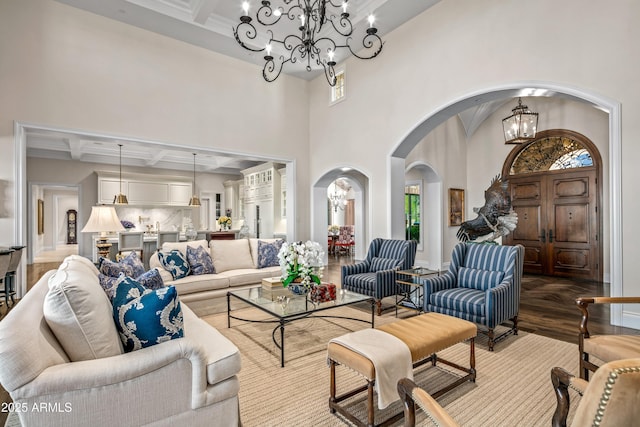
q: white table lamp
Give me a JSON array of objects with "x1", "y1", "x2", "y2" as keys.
[{"x1": 81, "y1": 205, "x2": 125, "y2": 259}]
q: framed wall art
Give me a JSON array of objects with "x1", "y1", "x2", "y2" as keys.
[{"x1": 448, "y1": 188, "x2": 464, "y2": 227}]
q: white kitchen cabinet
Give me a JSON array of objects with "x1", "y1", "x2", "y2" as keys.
[
  {"x1": 98, "y1": 172, "x2": 192, "y2": 206},
  {"x1": 240, "y1": 162, "x2": 282, "y2": 238},
  {"x1": 98, "y1": 178, "x2": 125, "y2": 204},
  {"x1": 169, "y1": 183, "x2": 192, "y2": 206}
]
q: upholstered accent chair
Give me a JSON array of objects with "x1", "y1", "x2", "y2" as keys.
[
  {"x1": 341, "y1": 238, "x2": 417, "y2": 315},
  {"x1": 552, "y1": 358, "x2": 640, "y2": 427},
  {"x1": 398, "y1": 358, "x2": 640, "y2": 427},
  {"x1": 576, "y1": 296, "x2": 640, "y2": 380},
  {"x1": 420, "y1": 242, "x2": 524, "y2": 351},
  {"x1": 397, "y1": 378, "x2": 460, "y2": 427}
]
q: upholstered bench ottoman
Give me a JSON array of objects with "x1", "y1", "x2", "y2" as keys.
[{"x1": 328, "y1": 312, "x2": 477, "y2": 427}]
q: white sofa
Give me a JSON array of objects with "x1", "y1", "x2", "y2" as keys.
[
  {"x1": 149, "y1": 238, "x2": 282, "y2": 303},
  {"x1": 0, "y1": 255, "x2": 241, "y2": 427}
]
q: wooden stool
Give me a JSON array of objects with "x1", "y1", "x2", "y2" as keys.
[{"x1": 328, "y1": 313, "x2": 477, "y2": 427}]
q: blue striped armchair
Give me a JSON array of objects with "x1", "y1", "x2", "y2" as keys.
[
  {"x1": 420, "y1": 242, "x2": 524, "y2": 351},
  {"x1": 341, "y1": 238, "x2": 417, "y2": 315}
]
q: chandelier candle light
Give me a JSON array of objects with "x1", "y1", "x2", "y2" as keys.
[{"x1": 233, "y1": 0, "x2": 384, "y2": 86}]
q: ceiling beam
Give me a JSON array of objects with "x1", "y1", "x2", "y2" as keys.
[
  {"x1": 66, "y1": 138, "x2": 84, "y2": 160},
  {"x1": 192, "y1": 0, "x2": 220, "y2": 24},
  {"x1": 145, "y1": 149, "x2": 170, "y2": 166}
]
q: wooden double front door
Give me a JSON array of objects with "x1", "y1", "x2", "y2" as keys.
[{"x1": 504, "y1": 168, "x2": 600, "y2": 281}]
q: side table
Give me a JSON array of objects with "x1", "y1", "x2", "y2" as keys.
[{"x1": 396, "y1": 267, "x2": 439, "y2": 316}]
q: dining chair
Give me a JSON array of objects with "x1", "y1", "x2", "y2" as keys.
[{"x1": 334, "y1": 225, "x2": 355, "y2": 257}]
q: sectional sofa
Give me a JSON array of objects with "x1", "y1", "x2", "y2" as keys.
[
  {"x1": 0, "y1": 255, "x2": 241, "y2": 426},
  {"x1": 149, "y1": 238, "x2": 283, "y2": 302}
]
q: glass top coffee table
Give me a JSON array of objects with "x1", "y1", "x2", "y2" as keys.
[{"x1": 227, "y1": 287, "x2": 374, "y2": 367}]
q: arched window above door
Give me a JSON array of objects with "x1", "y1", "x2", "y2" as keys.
[{"x1": 509, "y1": 136, "x2": 594, "y2": 175}]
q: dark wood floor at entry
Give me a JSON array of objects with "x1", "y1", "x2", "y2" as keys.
[{"x1": 325, "y1": 255, "x2": 640, "y2": 344}]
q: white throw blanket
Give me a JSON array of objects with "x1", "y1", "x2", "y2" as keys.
[{"x1": 330, "y1": 329, "x2": 413, "y2": 409}]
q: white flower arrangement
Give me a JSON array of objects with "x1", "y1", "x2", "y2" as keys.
[{"x1": 277, "y1": 240, "x2": 324, "y2": 288}]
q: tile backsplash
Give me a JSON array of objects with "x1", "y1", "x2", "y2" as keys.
[{"x1": 114, "y1": 206, "x2": 201, "y2": 233}]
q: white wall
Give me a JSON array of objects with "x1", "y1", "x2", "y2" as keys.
[
  {"x1": 308, "y1": 0, "x2": 638, "y2": 324},
  {"x1": 0, "y1": 0, "x2": 311, "y2": 252}
]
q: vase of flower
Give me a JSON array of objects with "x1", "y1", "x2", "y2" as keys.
[{"x1": 278, "y1": 240, "x2": 324, "y2": 294}]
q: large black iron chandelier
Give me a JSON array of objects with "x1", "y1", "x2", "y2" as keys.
[{"x1": 233, "y1": 1, "x2": 383, "y2": 86}]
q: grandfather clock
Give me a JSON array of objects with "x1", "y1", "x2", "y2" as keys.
[{"x1": 66, "y1": 209, "x2": 77, "y2": 244}]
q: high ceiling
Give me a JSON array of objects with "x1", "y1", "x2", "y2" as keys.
[
  {"x1": 30, "y1": 0, "x2": 443, "y2": 173},
  {"x1": 31, "y1": 1, "x2": 563, "y2": 173}
]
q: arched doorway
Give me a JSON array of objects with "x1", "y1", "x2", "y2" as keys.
[
  {"x1": 312, "y1": 169, "x2": 368, "y2": 263},
  {"x1": 405, "y1": 162, "x2": 443, "y2": 270},
  {"x1": 502, "y1": 129, "x2": 603, "y2": 281}
]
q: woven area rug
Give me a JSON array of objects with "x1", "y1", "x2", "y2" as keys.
[{"x1": 203, "y1": 307, "x2": 581, "y2": 426}]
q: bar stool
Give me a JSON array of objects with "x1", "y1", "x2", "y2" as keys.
[
  {"x1": 156, "y1": 231, "x2": 180, "y2": 251},
  {"x1": 196, "y1": 230, "x2": 212, "y2": 242},
  {"x1": 4, "y1": 246, "x2": 25, "y2": 307},
  {"x1": 117, "y1": 232, "x2": 144, "y2": 261},
  {"x1": 0, "y1": 248, "x2": 15, "y2": 308}
]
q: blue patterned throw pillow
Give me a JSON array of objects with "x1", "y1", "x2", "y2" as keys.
[
  {"x1": 186, "y1": 245, "x2": 215, "y2": 276},
  {"x1": 98, "y1": 273, "x2": 120, "y2": 300},
  {"x1": 112, "y1": 277, "x2": 183, "y2": 352},
  {"x1": 119, "y1": 251, "x2": 145, "y2": 278},
  {"x1": 158, "y1": 250, "x2": 191, "y2": 280},
  {"x1": 100, "y1": 270, "x2": 164, "y2": 301},
  {"x1": 99, "y1": 257, "x2": 134, "y2": 277},
  {"x1": 257, "y1": 239, "x2": 284, "y2": 268},
  {"x1": 136, "y1": 268, "x2": 165, "y2": 290}
]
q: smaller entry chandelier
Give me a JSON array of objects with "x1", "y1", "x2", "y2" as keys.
[
  {"x1": 328, "y1": 181, "x2": 347, "y2": 212},
  {"x1": 233, "y1": 1, "x2": 383, "y2": 86},
  {"x1": 502, "y1": 98, "x2": 539, "y2": 145}
]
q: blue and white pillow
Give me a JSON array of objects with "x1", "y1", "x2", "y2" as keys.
[
  {"x1": 158, "y1": 250, "x2": 191, "y2": 280},
  {"x1": 119, "y1": 251, "x2": 145, "y2": 278},
  {"x1": 186, "y1": 245, "x2": 215, "y2": 276},
  {"x1": 100, "y1": 270, "x2": 165, "y2": 301},
  {"x1": 112, "y1": 277, "x2": 183, "y2": 352},
  {"x1": 99, "y1": 257, "x2": 134, "y2": 277},
  {"x1": 98, "y1": 273, "x2": 120, "y2": 300},
  {"x1": 257, "y1": 239, "x2": 284, "y2": 268},
  {"x1": 136, "y1": 268, "x2": 165, "y2": 290}
]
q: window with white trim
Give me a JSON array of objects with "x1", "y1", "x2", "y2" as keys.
[{"x1": 331, "y1": 69, "x2": 346, "y2": 104}]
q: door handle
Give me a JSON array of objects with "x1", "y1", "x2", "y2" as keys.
[
  {"x1": 539, "y1": 229, "x2": 546, "y2": 243},
  {"x1": 549, "y1": 229, "x2": 553, "y2": 243}
]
